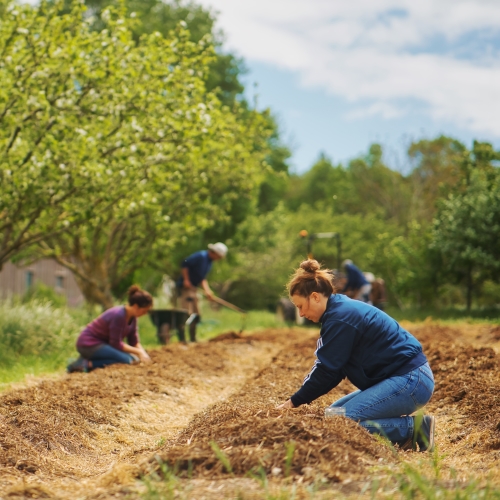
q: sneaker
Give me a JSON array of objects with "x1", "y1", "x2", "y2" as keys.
[
  {"x1": 413, "y1": 415, "x2": 435, "y2": 452},
  {"x1": 67, "y1": 357, "x2": 89, "y2": 373}
]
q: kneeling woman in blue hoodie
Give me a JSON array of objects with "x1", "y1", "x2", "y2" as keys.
[{"x1": 277, "y1": 259, "x2": 435, "y2": 452}]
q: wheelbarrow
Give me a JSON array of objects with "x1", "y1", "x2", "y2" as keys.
[{"x1": 148, "y1": 308, "x2": 190, "y2": 344}]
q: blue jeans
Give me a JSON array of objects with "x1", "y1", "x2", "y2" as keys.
[
  {"x1": 78, "y1": 343, "x2": 134, "y2": 369},
  {"x1": 330, "y1": 362, "x2": 434, "y2": 445}
]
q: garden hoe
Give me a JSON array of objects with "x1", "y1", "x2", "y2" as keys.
[{"x1": 200, "y1": 291, "x2": 247, "y2": 333}]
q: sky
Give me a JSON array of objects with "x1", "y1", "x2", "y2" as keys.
[{"x1": 196, "y1": 0, "x2": 500, "y2": 173}]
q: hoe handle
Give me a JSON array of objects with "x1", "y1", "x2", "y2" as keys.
[{"x1": 201, "y1": 290, "x2": 246, "y2": 314}]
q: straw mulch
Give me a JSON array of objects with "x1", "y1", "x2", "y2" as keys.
[
  {"x1": 410, "y1": 324, "x2": 500, "y2": 451},
  {"x1": 0, "y1": 329, "x2": 291, "y2": 496},
  {"x1": 143, "y1": 337, "x2": 394, "y2": 484}
]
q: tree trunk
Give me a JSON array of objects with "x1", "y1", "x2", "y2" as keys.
[
  {"x1": 74, "y1": 275, "x2": 114, "y2": 310},
  {"x1": 42, "y1": 245, "x2": 117, "y2": 310},
  {"x1": 466, "y1": 264, "x2": 473, "y2": 312}
]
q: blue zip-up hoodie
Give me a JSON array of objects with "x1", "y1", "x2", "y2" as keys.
[{"x1": 290, "y1": 294, "x2": 426, "y2": 407}]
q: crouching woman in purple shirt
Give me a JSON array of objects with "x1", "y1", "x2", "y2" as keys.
[
  {"x1": 67, "y1": 285, "x2": 153, "y2": 373},
  {"x1": 277, "y1": 260, "x2": 436, "y2": 452}
]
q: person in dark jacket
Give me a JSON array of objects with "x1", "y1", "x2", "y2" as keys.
[
  {"x1": 277, "y1": 259, "x2": 435, "y2": 452},
  {"x1": 342, "y1": 259, "x2": 371, "y2": 303}
]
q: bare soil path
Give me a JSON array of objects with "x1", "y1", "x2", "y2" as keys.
[
  {"x1": 2, "y1": 323, "x2": 500, "y2": 499},
  {"x1": 0, "y1": 330, "x2": 294, "y2": 498}
]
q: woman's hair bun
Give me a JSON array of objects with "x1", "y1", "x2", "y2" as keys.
[
  {"x1": 288, "y1": 259, "x2": 335, "y2": 297},
  {"x1": 299, "y1": 259, "x2": 320, "y2": 273},
  {"x1": 127, "y1": 285, "x2": 153, "y2": 308},
  {"x1": 128, "y1": 284, "x2": 141, "y2": 296}
]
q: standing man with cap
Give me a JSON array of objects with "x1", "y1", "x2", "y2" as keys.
[{"x1": 175, "y1": 242, "x2": 228, "y2": 342}]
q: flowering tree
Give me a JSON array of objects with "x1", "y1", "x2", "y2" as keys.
[
  {"x1": 0, "y1": 0, "x2": 93, "y2": 268},
  {"x1": 0, "y1": 0, "x2": 272, "y2": 306}
]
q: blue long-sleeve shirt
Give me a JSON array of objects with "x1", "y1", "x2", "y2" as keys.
[
  {"x1": 290, "y1": 294, "x2": 426, "y2": 407},
  {"x1": 177, "y1": 250, "x2": 213, "y2": 287}
]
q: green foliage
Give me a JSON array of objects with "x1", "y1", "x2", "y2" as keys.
[
  {"x1": 478, "y1": 280, "x2": 500, "y2": 307},
  {"x1": 286, "y1": 146, "x2": 410, "y2": 224},
  {"x1": 1, "y1": 0, "x2": 496, "y2": 312},
  {"x1": 214, "y1": 202, "x2": 410, "y2": 310},
  {"x1": 408, "y1": 135, "x2": 467, "y2": 222},
  {"x1": 0, "y1": 299, "x2": 82, "y2": 368},
  {"x1": 23, "y1": 282, "x2": 67, "y2": 308},
  {"x1": 0, "y1": 0, "x2": 92, "y2": 267},
  {"x1": 432, "y1": 158, "x2": 500, "y2": 309},
  {"x1": 285, "y1": 153, "x2": 351, "y2": 211},
  {"x1": 258, "y1": 119, "x2": 292, "y2": 213},
  {"x1": 61, "y1": 0, "x2": 246, "y2": 106}
]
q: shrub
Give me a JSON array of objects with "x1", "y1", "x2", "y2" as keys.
[{"x1": 0, "y1": 300, "x2": 83, "y2": 366}]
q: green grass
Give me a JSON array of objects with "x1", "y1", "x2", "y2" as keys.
[
  {"x1": 139, "y1": 453, "x2": 500, "y2": 500},
  {"x1": 196, "y1": 304, "x2": 287, "y2": 340},
  {"x1": 383, "y1": 455, "x2": 500, "y2": 500},
  {"x1": 386, "y1": 305, "x2": 500, "y2": 324}
]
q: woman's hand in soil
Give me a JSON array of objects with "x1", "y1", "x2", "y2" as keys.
[
  {"x1": 277, "y1": 399, "x2": 295, "y2": 410},
  {"x1": 139, "y1": 350, "x2": 152, "y2": 364}
]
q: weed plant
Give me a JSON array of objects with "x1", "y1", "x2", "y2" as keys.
[
  {"x1": 0, "y1": 299, "x2": 86, "y2": 387},
  {"x1": 140, "y1": 450, "x2": 500, "y2": 499}
]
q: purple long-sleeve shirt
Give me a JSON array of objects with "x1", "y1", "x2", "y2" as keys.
[{"x1": 76, "y1": 306, "x2": 139, "y2": 351}]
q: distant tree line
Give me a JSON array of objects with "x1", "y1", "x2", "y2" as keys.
[{"x1": 215, "y1": 138, "x2": 500, "y2": 312}]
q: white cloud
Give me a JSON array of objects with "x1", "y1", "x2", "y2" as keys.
[{"x1": 197, "y1": 0, "x2": 500, "y2": 136}]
